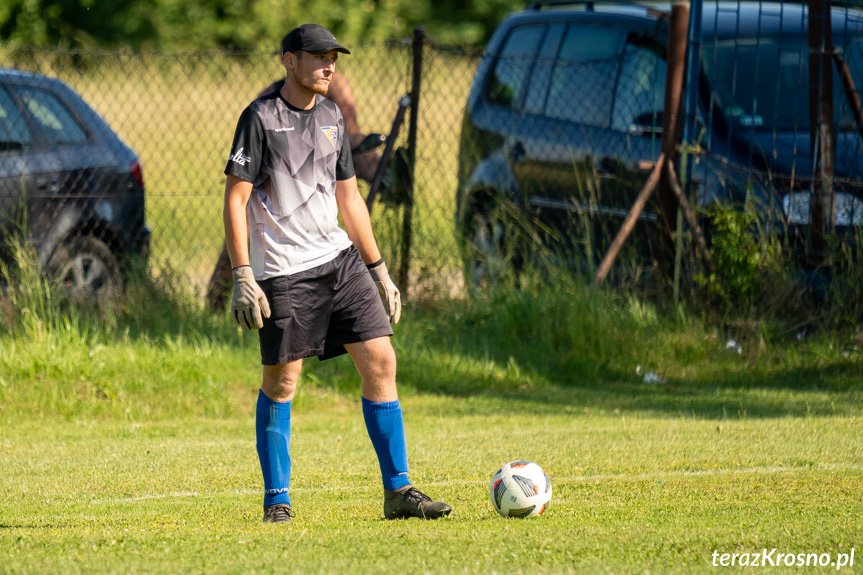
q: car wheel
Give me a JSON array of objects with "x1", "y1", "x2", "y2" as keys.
[
  {"x1": 46, "y1": 236, "x2": 122, "y2": 302},
  {"x1": 468, "y1": 210, "x2": 517, "y2": 290}
]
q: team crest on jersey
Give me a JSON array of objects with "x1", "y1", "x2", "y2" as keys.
[{"x1": 320, "y1": 126, "x2": 338, "y2": 149}]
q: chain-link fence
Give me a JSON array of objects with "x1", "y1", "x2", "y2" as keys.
[
  {"x1": 0, "y1": 38, "x2": 478, "y2": 303},
  {"x1": 1, "y1": 1, "x2": 862, "y2": 308},
  {"x1": 452, "y1": 1, "x2": 863, "y2": 298}
]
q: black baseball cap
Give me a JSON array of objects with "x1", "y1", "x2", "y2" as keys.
[{"x1": 281, "y1": 24, "x2": 351, "y2": 55}]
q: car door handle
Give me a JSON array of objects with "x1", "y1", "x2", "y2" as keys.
[
  {"x1": 510, "y1": 141, "x2": 526, "y2": 163},
  {"x1": 36, "y1": 179, "x2": 60, "y2": 193}
]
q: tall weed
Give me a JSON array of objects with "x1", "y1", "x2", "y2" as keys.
[
  {"x1": 0, "y1": 236, "x2": 88, "y2": 342},
  {"x1": 690, "y1": 202, "x2": 863, "y2": 337},
  {"x1": 818, "y1": 227, "x2": 863, "y2": 330},
  {"x1": 695, "y1": 202, "x2": 786, "y2": 314}
]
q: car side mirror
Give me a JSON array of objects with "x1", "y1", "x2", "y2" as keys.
[
  {"x1": 0, "y1": 141, "x2": 26, "y2": 152},
  {"x1": 628, "y1": 112, "x2": 663, "y2": 136},
  {"x1": 627, "y1": 112, "x2": 708, "y2": 143}
]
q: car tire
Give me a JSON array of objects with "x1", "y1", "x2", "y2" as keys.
[
  {"x1": 46, "y1": 236, "x2": 122, "y2": 302},
  {"x1": 467, "y1": 209, "x2": 521, "y2": 291}
]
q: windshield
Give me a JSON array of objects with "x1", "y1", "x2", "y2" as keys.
[{"x1": 702, "y1": 35, "x2": 863, "y2": 132}]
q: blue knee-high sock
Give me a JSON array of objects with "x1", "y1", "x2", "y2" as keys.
[
  {"x1": 362, "y1": 397, "x2": 411, "y2": 491},
  {"x1": 256, "y1": 390, "x2": 292, "y2": 507}
]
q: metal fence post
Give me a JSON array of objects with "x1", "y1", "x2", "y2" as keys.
[
  {"x1": 675, "y1": 0, "x2": 704, "y2": 301},
  {"x1": 398, "y1": 26, "x2": 425, "y2": 293},
  {"x1": 808, "y1": 0, "x2": 836, "y2": 261},
  {"x1": 656, "y1": 0, "x2": 691, "y2": 286}
]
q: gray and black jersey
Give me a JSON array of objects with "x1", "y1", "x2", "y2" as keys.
[{"x1": 225, "y1": 92, "x2": 355, "y2": 280}]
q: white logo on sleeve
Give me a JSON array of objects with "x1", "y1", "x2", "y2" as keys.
[{"x1": 230, "y1": 147, "x2": 251, "y2": 166}]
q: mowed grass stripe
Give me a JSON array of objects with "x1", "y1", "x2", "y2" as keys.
[{"x1": 83, "y1": 462, "x2": 863, "y2": 506}]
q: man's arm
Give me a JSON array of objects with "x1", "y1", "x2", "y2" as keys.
[
  {"x1": 335, "y1": 175, "x2": 382, "y2": 265},
  {"x1": 224, "y1": 175, "x2": 254, "y2": 268},
  {"x1": 223, "y1": 174, "x2": 270, "y2": 330}
]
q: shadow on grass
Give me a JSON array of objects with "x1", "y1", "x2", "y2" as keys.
[
  {"x1": 308, "y1": 353, "x2": 861, "y2": 421},
  {"x1": 304, "y1": 305, "x2": 861, "y2": 421},
  {"x1": 407, "y1": 358, "x2": 860, "y2": 421}
]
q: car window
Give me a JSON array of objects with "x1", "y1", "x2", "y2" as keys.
[
  {"x1": 16, "y1": 87, "x2": 88, "y2": 146},
  {"x1": 835, "y1": 35, "x2": 863, "y2": 131},
  {"x1": 546, "y1": 25, "x2": 626, "y2": 128},
  {"x1": 487, "y1": 25, "x2": 546, "y2": 109},
  {"x1": 703, "y1": 36, "x2": 863, "y2": 132},
  {"x1": 524, "y1": 24, "x2": 567, "y2": 115},
  {"x1": 611, "y1": 43, "x2": 666, "y2": 132},
  {"x1": 0, "y1": 87, "x2": 31, "y2": 153}
]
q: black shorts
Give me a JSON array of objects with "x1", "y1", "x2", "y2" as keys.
[{"x1": 257, "y1": 245, "x2": 394, "y2": 365}]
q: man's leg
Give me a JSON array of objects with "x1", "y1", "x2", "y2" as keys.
[
  {"x1": 346, "y1": 337, "x2": 407, "y2": 488},
  {"x1": 257, "y1": 360, "x2": 302, "y2": 523},
  {"x1": 346, "y1": 336, "x2": 398, "y2": 402},
  {"x1": 345, "y1": 337, "x2": 451, "y2": 519}
]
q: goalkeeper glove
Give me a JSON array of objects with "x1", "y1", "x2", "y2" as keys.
[
  {"x1": 230, "y1": 265, "x2": 271, "y2": 331},
  {"x1": 368, "y1": 260, "x2": 401, "y2": 324}
]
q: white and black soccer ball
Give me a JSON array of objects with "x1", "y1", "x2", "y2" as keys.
[{"x1": 490, "y1": 460, "x2": 552, "y2": 518}]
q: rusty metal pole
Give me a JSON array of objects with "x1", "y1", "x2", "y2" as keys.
[
  {"x1": 655, "y1": 0, "x2": 690, "y2": 285},
  {"x1": 398, "y1": 27, "x2": 425, "y2": 293},
  {"x1": 594, "y1": 155, "x2": 666, "y2": 285},
  {"x1": 595, "y1": 0, "x2": 692, "y2": 287},
  {"x1": 675, "y1": 0, "x2": 704, "y2": 301},
  {"x1": 834, "y1": 52, "x2": 863, "y2": 150},
  {"x1": 808, "y1": 0, "x2": 836, "y2": 260}
]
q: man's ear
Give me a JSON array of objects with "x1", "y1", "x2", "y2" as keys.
[{"x1": 283, "y1": 51, "x2": 297, "y2": 71}]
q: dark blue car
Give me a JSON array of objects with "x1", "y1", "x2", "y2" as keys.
[
  {"x1": 456, "y1": 1, "x2": 863, "y2": 285},
  {"x1": 0, "y1": 68, "x2": 150, "y2": 299}
]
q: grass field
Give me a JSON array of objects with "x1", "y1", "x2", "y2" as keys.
[
  {"x1": 2, "y1": 401, "x2": 862, "y2": 573},
  {"x1": 1, "y1": 270, "x2": 862, "y2": 573}
]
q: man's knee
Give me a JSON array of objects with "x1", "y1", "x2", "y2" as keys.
[
  {"x1": 374, "y1": 342, "x2": 397, "y2": 380},
  {"x1": 262, "y1": 361, "x2": 302, "y2": 402},
  {"x1": 348, "y1": 337, "x2": 397, "y2": 381}
]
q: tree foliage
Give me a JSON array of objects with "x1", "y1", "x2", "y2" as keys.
[{"x1": 0, "y1": 0, "x2": 525, "y2": 50}]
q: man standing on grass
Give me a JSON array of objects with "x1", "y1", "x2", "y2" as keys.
[{"x1": 222, "y1": 23, "x2": 452, "y2": 523}]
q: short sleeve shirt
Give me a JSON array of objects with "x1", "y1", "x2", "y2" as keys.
[{"x1": 225, "y1": 92, "x2": 356, "y2": 280}]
